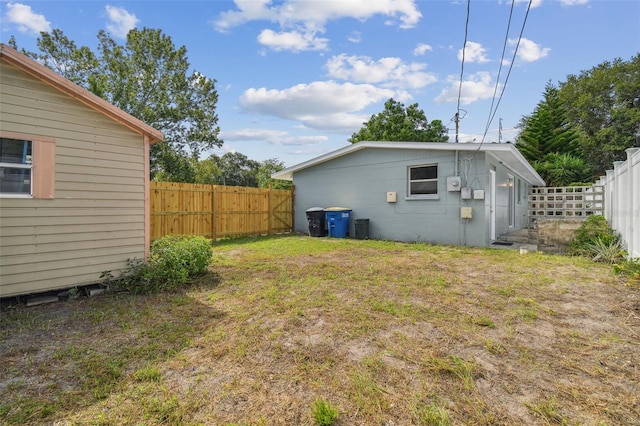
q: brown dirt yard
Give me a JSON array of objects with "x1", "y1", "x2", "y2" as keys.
[{"x1": 1, "y1": 235, "x2": 639, "y2": 425}]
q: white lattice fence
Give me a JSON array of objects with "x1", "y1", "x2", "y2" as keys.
[{"x1": 528, "y1": 185, "x2": 605, "y2": 227}]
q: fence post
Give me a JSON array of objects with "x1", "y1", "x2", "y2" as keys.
[
  {"x1": 212, "y1": 185, "x2": 217, "y2": 241},
  {"x1": 626, "y1": 148, "x2": 639, "y2": 258},
  {"x1": 268, "y1": 183, "x2": 273, "y2": 235},
  {"x1": 291, "y1": 184, "x2": 295, "y2": 232}
]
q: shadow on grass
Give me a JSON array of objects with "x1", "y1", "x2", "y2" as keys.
[
  {"x1": 0, "y1": 271, "x2": 224, "y2": 425},
  {"x1": 211, "y1": 232, "x2": 298, "y2": 248}
]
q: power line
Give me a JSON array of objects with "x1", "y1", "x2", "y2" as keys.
[
  {"x1": 455, "y1": 0, "x2": 471, "y2": 143},
  {"x1": 482, "y1": 0, "x2": 516, "y2": 143},
  {"x1": 480, "y1": 0, "x2": 533, "y2": 145}
]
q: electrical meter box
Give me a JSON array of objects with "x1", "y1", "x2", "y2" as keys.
[
  {"x1": 447, "y1": 176, "x2": 462, "y2": 192},
  {"x1": 473, "y1": 189, "x2": 485, "y2": 200}
]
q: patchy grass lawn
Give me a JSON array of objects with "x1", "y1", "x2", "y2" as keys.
[{"x1": 1, "y1": 235, "x2": 639, "y2": 425}]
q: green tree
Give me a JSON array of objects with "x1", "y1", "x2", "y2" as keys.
[
  {"x1": 212, "y1": 152, "x2": 261, "y2": 187},
  {"x1": 349, "y1": 98, "x2": 449, "y2": 144},
  {"x1": 256, "y1": 158, "x2": 286, "y2": 188},
  {"x1": 151, "y1": 144, "x2": 197, "y2": 183},
  {"x1": 558, "y1": 54, "x2": 640, "y2": 175},
  {"x1": 516, "y1": 82, "x2": 582, "y2": 163},
  {"x1": 516, "y1": 82, "x2": 588, "y2": 184},
  {"x1": 9, "y1": 31, "x2": 100, "y2": 90},
  {"x1": 193, "y1": 157, "x2": 222, "y2": 185},
  {"x1": 533, "y1": 153, "x2": 592, "y2": 187},
  {"x1": 15, "y1": 28, "x2": 222, "y2": 180}
]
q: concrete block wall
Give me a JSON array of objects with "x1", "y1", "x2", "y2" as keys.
[{"x1": 536, "y1": 218, "x2": 585, "y2": 254}]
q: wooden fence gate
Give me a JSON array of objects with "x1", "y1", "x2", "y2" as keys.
[{"x1": 150, "y1": 182, "x2": 294, "y2": 241}]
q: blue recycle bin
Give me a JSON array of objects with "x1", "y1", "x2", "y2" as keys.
[{"x1": 325, "y1": 207, "x2": 352, "y2": 238}]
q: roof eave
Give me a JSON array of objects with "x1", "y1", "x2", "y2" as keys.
[{"x1": 273, "y1": 141, "x2": 545, "y2": 185}]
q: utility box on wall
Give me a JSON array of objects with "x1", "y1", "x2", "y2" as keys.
[
  {"x1": 461, "y1": 187, "x2": 473, "y2": 200},
  {"x1": 386, "y1": 191, "x2": 397, "y2": 203},
  {"x1": 460, "y1": 207, "x2": 473, "y2": 219}
]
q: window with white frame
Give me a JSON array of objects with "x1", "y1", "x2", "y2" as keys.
[
  {"x1": 0, "y1": 138, "x2": 33, "y2": 196},
  {"x1": 408, "y1": 164, "x2": 438, "y2": 196}
]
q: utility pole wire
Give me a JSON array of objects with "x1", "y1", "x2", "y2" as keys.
[
  {"x1": 455, "y1": 0, "x2": 471, "y2": 144},
  {"x1": 482, "y1": 0, "x2": 516, "y2": 143},
  {"x1": 481, "y1": 0, "x2": 534, "y2": 145}
]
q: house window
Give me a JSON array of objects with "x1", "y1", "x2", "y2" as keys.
[
  {"x1": 0, "y1": 132, "x2": 56, "y2": 199},
  {"x1": 408, "y1": 164, "x2": 438, "y2": 196},
  {"x1": 0, "y1": 138, "x2": 33, "y2": 196}
]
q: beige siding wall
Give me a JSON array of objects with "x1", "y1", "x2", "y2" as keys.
[{"x1": 0, "y1": 62, "x2": 146, "y2": 297}]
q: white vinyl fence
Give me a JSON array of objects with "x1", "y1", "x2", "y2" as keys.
[{"x1": 596, "y1": 147, "x2": 640, "y2": 259}]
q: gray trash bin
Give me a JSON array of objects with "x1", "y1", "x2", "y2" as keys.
[
  {"x1": 306, "y1": 207, "x2": 326, "y2": 237},
  {"x1": 354, "y1": 218, "x2": 370, "y2": 240}
]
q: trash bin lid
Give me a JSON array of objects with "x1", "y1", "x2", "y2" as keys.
[
  {"x1": 324, "y1": 207, "x2": 351, "y2": 211},
  {"x1": 306, "y1": 207, "x2": 325, "y2": 212}
]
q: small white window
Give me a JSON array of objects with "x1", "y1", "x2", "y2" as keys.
[
  {"x1": 408, "y1": 164, "x2": 438, "y2": 196},
  {"x1": 0, "y1": 138, "x2": 33, "y2": 196}
]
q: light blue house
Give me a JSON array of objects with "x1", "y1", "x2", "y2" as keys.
[{"x1": 272, "y1": 141, "x2": 545, "y2": 247}]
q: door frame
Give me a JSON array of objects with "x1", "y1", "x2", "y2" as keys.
[{"x1": 490, "y1": 169, "x2": 496, "y2": 241}]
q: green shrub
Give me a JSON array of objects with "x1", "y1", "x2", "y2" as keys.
[
  {"x1": 311, "y1": 399, "x2": 339, "y2": 426},
  {"x1": 585, "y1": 237, "x2": 627, "y2": 263},
  {"x1": 614, "y1": 258, "x2": 640, "y2": 285},
  {"x1": 103, "y1": 235, "x2": 212, "y2": 294},
  {"x1": 568, "y1": 215, "x2": 618, "y2": 256}
]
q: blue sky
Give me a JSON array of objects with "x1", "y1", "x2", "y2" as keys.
[{"x1": 1, "y1": 0, "x2": 639, "y2": 167}]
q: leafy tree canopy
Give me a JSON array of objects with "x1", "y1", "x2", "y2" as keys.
[
  {"x1": 533, "y1": 153, "x2": 593, "y2": 187},
  {"x1": 558, "y1": 54, "x2": 640, "y2": 175},
  {"x1": 11, "y1": 28, "x2": 222, "y2": 179},
  {"x1": 516, "y1": 55, "x2": 639, "y2": 183},
  {"x1": 349, "y1": 98, "x2": 449, "y2": 144},
  {"x1": 153, "y1": 152, "x2": 285, "y2": 189}
]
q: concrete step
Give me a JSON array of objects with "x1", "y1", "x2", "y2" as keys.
[{"x1": 497, "y1": 229, "x2": 538, "y2": 245}]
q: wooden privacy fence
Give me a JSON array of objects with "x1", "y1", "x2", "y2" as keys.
[{"x1": 150, "y1": 181, "x2": 294, "y2": 241}]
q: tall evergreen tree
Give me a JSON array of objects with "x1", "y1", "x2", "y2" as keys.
[
  {"x1": 516, "y1": 82, "x2": 589, "y2": 185},
  {"x1": 516, "y1": 82, "x2": 581, "y2": 162}
]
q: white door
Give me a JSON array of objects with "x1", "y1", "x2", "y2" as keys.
[
  {"x1": 508, "y1": 174, "x2": 515, "y2": 228},
  {"x1": 490, "y1": 169, "x2": 496, "y2": 241}
]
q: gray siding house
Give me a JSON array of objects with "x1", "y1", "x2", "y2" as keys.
[
  {"x1": 273, "y1": 141, "x2": 545, "y2": 247},
  {"x1": 0, "y1": 44, "x2": 163, "y2": 297}
]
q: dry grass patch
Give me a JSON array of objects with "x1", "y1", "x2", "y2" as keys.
[{"x1": 1, "y1": 235, "x2": 638, "y2": 425}]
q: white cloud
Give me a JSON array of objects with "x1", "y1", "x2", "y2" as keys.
[
  {"x1": 213, "y1": 0, "x2": 421, "y2": 51},
  {"x1": 257, "y1": 29, "x2": 328, "y2": 51},
  {"x1": 215, "y1": 0, "x2": 421, "y2": 30},
  {"x1": 221, "y1": 129, "x2": 328, "y2": 146},
  {"x1": 239, "y1": 80, "x2": 406, "y2": 133},
  {"x1": 435, "y1": 72, "x2": 499, "y2": 105},
  {"x1": 5, "y1": 3, "x2": 51, "y2": 35},
  {"x1": 347, "y1": 31, "x2": 362, "y2": 44},
  {"x1": 458, "y1": 41, "x2": 490, "y2": 64},
  {"x1": 413, "y1": 43, "x2": 433, "y2": 56},
  {"x1": 105, "y1": 5, "x2": 139, "y2": 39},
  {"x1": 509, "y1": 37, "x2": 550, "y2": 62},
  {"x1": 513, "y1": 0, "x2": 543, "y2": 8},
  {"x1": 560, "y1": 0, "x2": 588, "y2": 5},
  {"x1": 325, "y1": 54, "x2": 437, "y2": 89}
]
